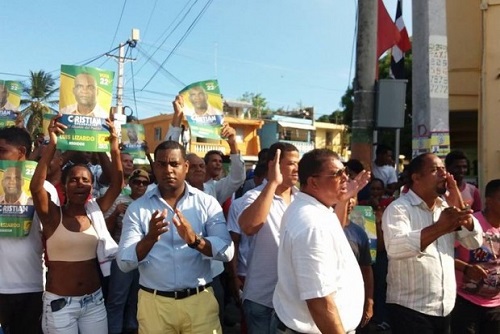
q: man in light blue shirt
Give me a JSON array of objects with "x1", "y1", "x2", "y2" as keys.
[{"x1": 117, "y1": 140, "x2": 233, "y2": 333}]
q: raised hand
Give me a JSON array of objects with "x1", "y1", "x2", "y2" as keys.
[
  {"x1": 341, "y1": 170, "x2": 371, "y2": 201},
  {"x1": 171, "y1": 95, "x2": 184, "y2": 127},
  {"x1": 47, "y1": 114, "x2": 67, "y2": 145},
  {"x1": 268, "y1": 148, "x2": 283, "y2": 186},
  {"x1": 444, "y1": 172, "x2": 466, "y2": 209}
]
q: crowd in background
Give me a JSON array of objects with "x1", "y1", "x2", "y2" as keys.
[{"x1": 0, "y1": 97, "x2": 499, "y2": 334}]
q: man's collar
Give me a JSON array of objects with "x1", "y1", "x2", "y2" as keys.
[{"x1": 406, "y1": 189, "x2": 445, "y2": 209}]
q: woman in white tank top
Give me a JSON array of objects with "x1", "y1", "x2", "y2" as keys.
[{"x1": 30, "y1": 114, "x2": 123, "y2": 334}]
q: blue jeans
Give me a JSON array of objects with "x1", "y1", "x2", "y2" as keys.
[
  {"x1": 42, "y1": 288, "x2": 107, "y2": 334},
  {"x1": 243, "y1": 299, "x2": 273, "y2": 334},
  {"x1": 106, "y1": 260, "x2": 139, "y2": 333}
]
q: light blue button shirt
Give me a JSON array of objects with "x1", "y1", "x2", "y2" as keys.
[{"x1": 117, "y1": 182, "x2": 233, "y2": 290}]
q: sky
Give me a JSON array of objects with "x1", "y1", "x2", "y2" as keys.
[{"x1": 0, "y1": 0, "x2": 412, "y2": 120}]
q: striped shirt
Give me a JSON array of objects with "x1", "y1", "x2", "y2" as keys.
[{"x1": 382, "y1": 189, "x2": 483, "y2": 316}]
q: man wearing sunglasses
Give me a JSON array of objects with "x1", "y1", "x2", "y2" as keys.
[{"x1": 272, "y1": 149, "x2": 370, "y2": 334}]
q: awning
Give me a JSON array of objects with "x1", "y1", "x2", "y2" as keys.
[{"x1": 277, "y1": 121, "x2": 315, "y2": 131}]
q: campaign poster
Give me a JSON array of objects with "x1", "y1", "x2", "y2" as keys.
[
  {"x1": 59, "y1": 65, "x2": 114, "y2": 119},
  {"x1": 179, "y1": 80, "x2": 224, "y2": 140},
  {"x1": 49, "y1": 114, "x2": 112, "y2": 152},
  {"x1": 0, "y1": 160, "x2": 37, "y2": 238},
  {"x1": 121, "y1": 123, "x2": 146, "y2": 159},
  {"x1": 349, "y1": 205, "x2": 377, "y2": 263},
  {"x1": 0, "y1": 80, "x2": 23, "y2": 127}
]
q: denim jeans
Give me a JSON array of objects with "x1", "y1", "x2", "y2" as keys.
[
  {"x1": 0, "y1": 291, "x2": 42, "y2": 334},
  {"x1": 42, "y1": 288, "x2": 107, "y2": 334},
  {"x1": 106, "y1": 260, "x2": 139, "y2": 333},
  {"x1": 243, "y1": 299, "x2": 273, "y2": 334}
]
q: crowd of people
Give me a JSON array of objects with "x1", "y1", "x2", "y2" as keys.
[{"x1": 0, "y1": 95, "x2": 499, "y2": 334}]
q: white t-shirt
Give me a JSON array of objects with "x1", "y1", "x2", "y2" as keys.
[
  {"x1": 0, "y1": 181, "x2": 59, "y2": 293},
  {"x1": 371, "y1": 163, "x2": 398, "y2": 186},
  {"x1": 273, "y1": 192, "x2": 364, "y2": 333},
  {"x1": 240, "y1": 183, "x2": 298, "y2": 308}
]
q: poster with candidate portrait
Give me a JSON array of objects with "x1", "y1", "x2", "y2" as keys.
[
  {"x1": 56, "y1": 65, "x2": 115, "y2": 152},
  {"x1": 0, "y1": 160, "x2": 37, "y2": 238},
  {"x1": 59, "y1": 65, "x2": 114, "y2": 119},
  {"x1": 121, "y1": 123, "x2": 146, "y2": 159},
  {"x1": 349, "y1": 205, "x2": 377, "y2": 263},
  {"x1": 0, "y1": 80, "x2": 23, "y2": 127},
  {"x1": 43, "y1": 113, "x2": 112, "y2": 152},
  {"x1": 179, "y1": 80, "x2": 224, "y2": 140}
]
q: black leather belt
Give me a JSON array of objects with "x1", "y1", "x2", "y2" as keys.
[{"x1": 139, "y1": 283, "x2": 211, "y2": 300}]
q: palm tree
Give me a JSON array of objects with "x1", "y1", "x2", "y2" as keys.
[{"x1": 20, "y1": 70, "x2": 58, "y2": 137}]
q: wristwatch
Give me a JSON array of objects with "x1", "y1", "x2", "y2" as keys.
[{"x1": 188, "y1": 235, "x2": 202, "y2": 249}]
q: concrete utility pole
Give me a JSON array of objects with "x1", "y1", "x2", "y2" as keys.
[
  {"x1": 107, "y1": 28, "x2": 140, "y2": 116},
  {"x1": 411, "y1": 1, "x2": 450, "y2": 159},
  {"x1": 351, "y1": 0, "x2": 377, "y2": 168}
]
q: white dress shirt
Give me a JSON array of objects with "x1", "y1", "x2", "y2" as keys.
[{"x1": 382, "y1": 189, "x2": 483, "y2": 316}]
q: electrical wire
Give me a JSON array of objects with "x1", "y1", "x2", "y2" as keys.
[
  {"x1": 109, "y1": 0, "x2": 128, "y2": 49},
  {"x1": 135, "y1": 0, "x2": 200, "y2": 77},
  {"x1": 130, "y1": 55, "x2": 139, "y2": 119},
  {"x1": 141, "y1": 0, "x2": 214, "y2": 90},
  {"x1": 136, "y1": 45, "x2": 186, "y2": 87},
  {"x1": 347, "y1": 0, "x2": 358, "y2": 90},
  {"x1": 142, "y1": 0, "x2": 158, "y2": 42}
]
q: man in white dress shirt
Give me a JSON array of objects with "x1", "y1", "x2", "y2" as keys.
[
  {"x1": 272, "y1": 149, "x2": 370, "y2": 334},
  {"x1": 382, "y1": 152, "x2": 483, "y2": 334}
]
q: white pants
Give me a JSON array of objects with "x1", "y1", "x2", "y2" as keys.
[{"x1": 42, "y1": 288, "x2": 107, "y2": 334}]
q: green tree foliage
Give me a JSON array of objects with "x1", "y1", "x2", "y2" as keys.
[
  {"x1": 20, "y1": 70, "x2": 58, "y2": 138},
  {"x1": 239, "y1": 92, "x2": 271, "y2": 118}
]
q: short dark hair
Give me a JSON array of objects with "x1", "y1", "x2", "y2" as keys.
[
  {"x1": 445, "y1": 150, "x2": 468, "y2": 169},
  {"x1": 253, "y1": 162, "x2": 267, "y2": 178},
  {"x1": 0, "y1": 126, "x2": 32, "y2": 158},
  {"x1": 299, "y1": 149, "x2": 340, "y2": 186},
  {"x1": 154, "y1": 140, "x2": 187, "y2": 160},
  {"x1": 485, "y1": 179, "x2": 500, "y2": 198},
  {"x1": 61, "y1": 163, "x2": 93, "y2": 185},
  {"x1": 204, "y1": 150, "x2": 224, "y2": 164},
  {"x1": 267, "y1": 142, "x2": 298, "y2": 162},
  {"x1": 407, "y1": 153, "x2": 433, "y2": 186},
  {"x1": 345, "y1": 158, "x2": 364, "y2": 174},
  {"x1": 375, "y1": 144, "x2": 392, "y2": 156},
  {"x1": 258, "y1": 148, "x2": 270, "y2": 163},
  {"x1": 370, "y1": 178, "x2": 385, "y2": 187}
]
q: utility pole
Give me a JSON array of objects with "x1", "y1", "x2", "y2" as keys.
[
  {"x1": 107, "y1": 28, "x2": 139, "y2": 130},
  {"x1": 351, "y1": 0, "x2": 377, "y2": 168}
]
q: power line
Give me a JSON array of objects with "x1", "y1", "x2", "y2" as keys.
[
  {"x1": 135, "y1": 0, "x2": 200, "y2": 77},
  {"x1": 136, "y1": 45, "x2": 186, "y2": 88},
  {"x1": 141, "y1": 0, "x2": 214, "y2": 90},
  {"x1": 141, "y1": 0, "x2": 158, "y2": 42},
  {"x1": 109, "y1": 0, "x2": 128, "y2": 49}
]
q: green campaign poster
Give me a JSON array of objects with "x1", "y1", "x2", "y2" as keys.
[
  {"x1": 349, "y1": 205, "x2": 378, "y2": 263},
  {"x1": 179, "y1": 80, "x2": 224, "y2": 140},
  {"x1": 0, "y1": 160, "x2": 37, "y2": 237},
  {"x1": 0, "y1": 80, "x2": 22, "y2": 112},
  {"x1": 48, "y1": 113, "x2": 112, "y2": 152},
  {"x1": 0, "y1": 110, "x2": 19, "y2": 128},
  {"x1": 121, "y1": 123, "x2": 146, "y2": 159},
  {"x1": 59, "y1": 65, "x2": 114, "y2": 119}
]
